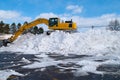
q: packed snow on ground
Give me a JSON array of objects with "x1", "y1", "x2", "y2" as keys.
[
  {"x1": 1, "y1": 29, "x2": 120, "y2": 76},
  {"x1": 0, "y1": 69, "x2": 23, "y2": 80},
  {"x1": 0, "y1": 34, "x2": 12, "y2": 40}
]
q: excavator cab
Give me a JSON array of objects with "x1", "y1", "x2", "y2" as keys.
[
  {"x1": 48, "y1": 18, "x2": 76, "y2": 30},
  {"x1": 49, "y1": 18, "x2": 59, "y2": 27}
]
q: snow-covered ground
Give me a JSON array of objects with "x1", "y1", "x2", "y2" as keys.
[
  {"x1": 0, "y1": 29, "x2": 120, "y2": 79},
  {"x1": 0, "y1": 34, "x2": 12, "y2": 40}
]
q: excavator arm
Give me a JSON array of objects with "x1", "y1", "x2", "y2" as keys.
[
  {"x1": 2, "y1": 18, "x2": 48, "y2": 46},
  {"x1": 9, "y1": 18, "x2": 48, "y2": 42}
]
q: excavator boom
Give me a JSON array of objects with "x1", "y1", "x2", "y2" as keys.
[{"x1": 9, "y1": 18, "x2": 48, "y2": 42}]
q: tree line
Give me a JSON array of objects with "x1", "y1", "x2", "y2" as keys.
[
  {"x1": 0, "y1": 21, "x2": 44, "y2": 34},
  {"x1": 0, "y1": 19, "x2": 120, "y2": 34}
]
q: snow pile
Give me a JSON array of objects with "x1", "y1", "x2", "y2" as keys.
[{"x1": 1, "y1": 29, "x2": 120, "y2": 55}]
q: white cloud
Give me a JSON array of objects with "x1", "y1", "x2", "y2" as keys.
[
  {"x1": 36, "y1": 13, "x2": 58, "y2": 19},
  {"x1": 36, "y1": 13, "x2": 120, "y2": 27},
  {"x1": 1, "y1": 9, "x2": 119, "y2": 28},
  {"x1": 75, "y1": 14, "x2": 120, "y2": 26},
  {"x1": 66, "y1": 5, "x2": 83, "y2": 14},
  {"x1": 0, "y1": 10, "x2": 20, "y2": 19},
  {"x1": 0, "y1": 10, "x2": 32, "y2": 23}
]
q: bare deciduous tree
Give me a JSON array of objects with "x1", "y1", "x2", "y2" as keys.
[{"x1": 108, "y1": 19, "x2": 120, "y2": 31}]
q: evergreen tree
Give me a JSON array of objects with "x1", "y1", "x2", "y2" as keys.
[
  {"x1": 33, "y1": 26, "x2": 39, "y2": 34},
  {"x1": 17, "y1": 23, "x2": 21, "y2": 30},
  {"x1": 0, "y1": 21, "x2": 4, "y2": 33},
  {"x1": 10, "y1": 23, "x2": 16, "y2": 34},
  {"x1": 32, "y1": 26, "x2": 44, "y2": 34},
  {"x1": 23, "y1": 21, "x2": 28, "y2": 34},
  {"x1": 38, "y1": 27, "x2": 44, "y2": 34},
  {"x1": 4, "y1": 24, "x2": 10, "y2": 34},
  {"x1": 0, "y1": 21, "x2": 4, "y2": 27}
]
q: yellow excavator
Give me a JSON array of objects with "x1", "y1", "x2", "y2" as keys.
[{"x1": 2, "y1": 17, "x2": 77, "y2": 46}]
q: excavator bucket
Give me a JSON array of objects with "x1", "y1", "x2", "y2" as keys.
[
  {"x1": 0, "y1": 39, "x2": 11, "y2": 47},
  {"x1": 0, "y1": 41, "x2": 3, "y2": 47}
]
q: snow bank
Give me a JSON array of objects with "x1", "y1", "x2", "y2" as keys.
[{"x1": 1, "y1": 29, "x2": 120, "y2": 55}]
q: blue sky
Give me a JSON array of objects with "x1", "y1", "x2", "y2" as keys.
[{"x1": 0, "y1": 0, "x2": 120, "y2": 26}]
